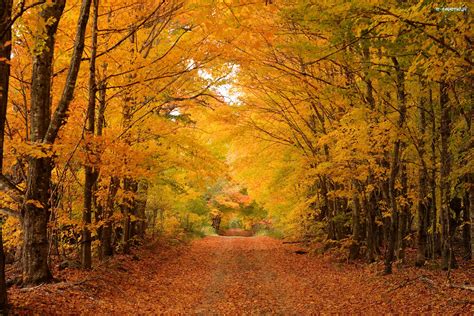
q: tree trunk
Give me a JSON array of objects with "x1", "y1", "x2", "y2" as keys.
[
  {"x1": 384, "y1": 57, "x2": 407, "y2": 274},
  {"x1": 320, "y1": 178, "x2": 335, "y2": 240},
  {"x1": 43, "y1": 0, "x2": 92, "y2": 144},
  {"x1": 470, "y1": 179, "x2": 474, "y2": 260},
  {"x1": 22, "y1": 163, "x2": 53, "y2": 284},
  {"x1": 363, "y1": 192, "x2": 376, "y2": 262},
  {"x1": 95, "y1": 70, "x2": 107, "y2": 259},
  {"x1": 0, "y1": 0, "x2": 12, "y2": 173},
  {"x1": 462, "y1": 177, "x2": 472, "y2": 259},
  {"x1": 439, "y1": 81, "x2": 455, "y2": 270},
  {"x1": 429, "y1": 88, "x2": 439, "y2": 258},
  {"x1": 415, "y1": 89, "x2": 429, "y2": 267},
  {"x1": 81, "y1": 0, "x2": 99, "y2": 270},
  {"x1": 23, "y1": 0, "x2": 91, "y2": 285},
  {"x1": 397, "y1": 164, "x2": 408, "y2": 261},
  {"x1": 23, "y1": 2, "x2": 65, "y2": 285},
  {"x1": 0, "y1": 0, "x2": 13, "y2": 309},
  {"x1": 0, "y1": 224, "x2": 6, "y2": 314}
]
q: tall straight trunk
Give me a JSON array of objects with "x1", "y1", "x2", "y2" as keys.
[
  {"x1": 384, "y1": 57, "x2": 407, "y2": 274},
  {"x1": 416, "y1": 88, "x2": 429, "y2": 267},
  {"x1": 24, "y1": 0, "x2": 91, "y2": 284},
  {"x1": 81, "y1": 0, "x2": 99, "y2": 270},
  {"x1": 429, "y1": 88, "x2": 439, "y2": 258},
  {"x1": 361, "y1": 39, "x2": 377, "y2": 263},
  {"x1": 23, "y1": 2, "x2": 65, "y2": 285},
  {"x1": 381, "y1": 179, "x2": 391, "y2": 247},
  {"x1": 0, "y1": 0, "x2": 12, "y2": 308},
  {"x1": 439, "y1": 81, "x2": 454, "y2": 270},
  {"x1": 96, "y1": 77, "x2": 107, "y2": 259},
  {"x1": 397, "y1": 164, "x2": 408, "y2": 261},
  {"x1": 120, "y1": 95, "x2": 134, "y2": 253}
]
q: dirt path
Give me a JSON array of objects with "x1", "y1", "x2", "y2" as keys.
[{"x1": 9, "y1": 236, "x2": 473, "y2": 314}]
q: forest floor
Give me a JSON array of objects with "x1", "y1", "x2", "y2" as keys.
[{"x1": 8, "y1": 236, "x2": 474, "y2": 315}]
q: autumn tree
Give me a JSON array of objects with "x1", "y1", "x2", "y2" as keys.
[{"x1": 211, "y1": 0, "x2": 472, "y2": 273}]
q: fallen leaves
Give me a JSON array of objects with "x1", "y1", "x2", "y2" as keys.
[{"x1": 8, "y1": 237, "x2": 474, "y2": 314}]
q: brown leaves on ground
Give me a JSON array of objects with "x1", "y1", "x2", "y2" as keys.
[{"x1": 9, "y1": 237, "x2": 474, "y2": 314}]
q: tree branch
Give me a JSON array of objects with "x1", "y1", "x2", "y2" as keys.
[{"x1": 44, "y1": 0, "x2": 92, "y2": 144}]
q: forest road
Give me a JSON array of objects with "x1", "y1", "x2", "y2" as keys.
[
  {"x1": 194, "y1": 236, "x2": 297, "y2": 314},
  {"x1": 154, "y1": 236, "x2": 473, "y2": 315},
  {"x1": 11, "y1": 235, "x2": 473, "y2": 314}
]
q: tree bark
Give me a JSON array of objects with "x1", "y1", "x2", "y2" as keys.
[
  {"x1": 0, "y1": 0, "x2": 12, "y2": 173},
  {"x1": 23, "y1": 0, "x2": 92, "y2": 284},
  {"x1": 0, "y1": 0, "x2": 12, "y2": 308},
  {"x1": 462, "y1": 177, "x2": 472, "y2": 259},
  {"x1": 23, "y1": 1, "x2": 65, "y2": 285},
  {"x1": 429, "y1": 88, "x2": 439, "y2": 258},
  {"x1": 470, "y1": 179, "x2": 474, "y2": 260},
  {"x1": 397, "y1": 164, "x2": 408, "y2": 261},
  {"x1": 439, "y1": 80, "x2": 454, "y2": 270},
  {"x1": 384, "y1": 57, "x2": 407, "y2": 274},
  {"x1": 415, "y1": 88, "x2": 429, "y2": 267},
  {"x1": 44, "y1": 0, "x2": 92, "y2": 144},
  {"x1": 95, "y1": 76, "x2": 108, "y2": 259},
  {"x1": 0, "y1": 224, "x2": 6, "y2": 314},
  {"x1": 81, "y1": 0, "x2": 99, "y2": 270}
]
